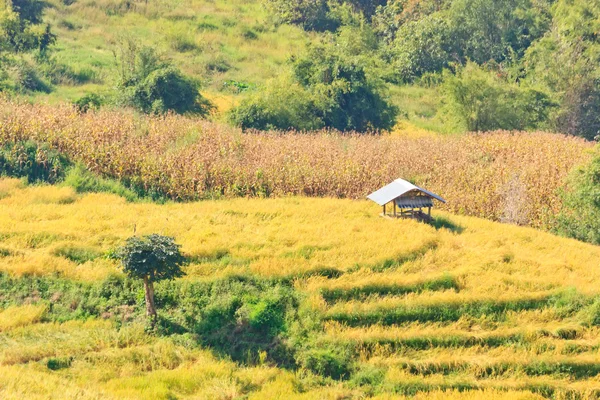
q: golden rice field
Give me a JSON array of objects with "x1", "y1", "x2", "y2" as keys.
[
  {"x1": 0, "y1": 99, "x2": 594, "y2": 229},
  {"x1": 2, "y1": 179, "x2": 600, "y2": 399}
]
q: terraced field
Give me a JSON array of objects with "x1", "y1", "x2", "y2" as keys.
[{"x1": 2, "y1": 178, "x2": 600, "y2": 399}]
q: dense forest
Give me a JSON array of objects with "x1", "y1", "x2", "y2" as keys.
[{"x1": 1, "y1": 0, "x2": 599, "y2": 138}]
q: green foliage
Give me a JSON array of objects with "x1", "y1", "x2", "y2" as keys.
[
  {"x1": 442, "y1": 62, "x2": 555, "y2": 132},
  {"x1": 10, "y1": 0, "x2": 46, "y2": 24},
  {"x1": 383, "y1": 0, "x2": 551, "y2": 82},
  {"x1": 556, "y1": 148, "x2": 600, "y2": 245},
  {"x1": 228, "y1": 78, "x2": 324, "y2": 131},
  {"x1": 0, "y1": 140, "x2": 70, "y2": 183},
  {"x1": 265, "y1": 0, "x2": 339, "y2": 32},
  {"x1": 117, "y1": 235, "x2": 186, "y2": 284},
  {"x1": 172, "y1": 276, "x2": 298, "y2": 364},
  {"x1": 72, "y1": 93, "x2": 104, "y2": 113},
  {"x1": 231, "y1": 40, "x2": 397, "y2": 132},
  {"x1": 523, "y1": 0, "x2": 600, "y2": 139},
  {"x1": 295, "y1": 344, "x2": 354, "y2": 379},
  {"x1": 115, "y1": 42, "x2": 213, "y2": 115},
  {"x1": 389, "y1": 14, "x2": 453, "y2": 82},
  {"x1": 52, "y1": 245, "x2": 104, "y2": 264}
]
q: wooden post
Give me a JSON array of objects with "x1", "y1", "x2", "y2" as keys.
[
  {"x1": 383, "y1": 204, "x2": 386, "y2": 216},
  {"x1": 428, "y1": 207, "x2": 431, "y2": 219},
  {"x1": 394, "y1": 202, "x2": 397, "y2": 218}
]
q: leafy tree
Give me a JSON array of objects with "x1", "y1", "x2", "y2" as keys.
[
  {"x1": 390, "y1": 14, "x2": 454, "y2": 82},
  {"x1": 117, "y1": 234, "x2": 186, "y2": 327},
  {"x1": 523, "y1": 0, "x2": 600, "y2": 139},
  {"x1": 556, "y1": 149, "x2": 600, "y2": 245},
  {"x1": 442, "y1": 62, "x2": 555, "y2": 132},
  {"x1": 292, "y1": 42, "x2": 397, "y2": 131},
  {"x1": 10, "y1": 0, "x2": 46, "y2": 24},
  {"x1": 447, "y1": 0, "x2": 551, "y2": 64}
]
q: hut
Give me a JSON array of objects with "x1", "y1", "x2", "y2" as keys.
[{"x1": 367, "y1": 179, "x2": 446, "y2": 221}]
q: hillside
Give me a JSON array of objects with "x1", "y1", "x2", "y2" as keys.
[
  {"x1": 2, "y1": 179, "x2": 600, "y2": 398},
  {"x1": 5, "y1": 0, "x2": 598, "y2": 136},
  {"x1": 37, "y1": 0, "x2": 306, "y2": 103}
]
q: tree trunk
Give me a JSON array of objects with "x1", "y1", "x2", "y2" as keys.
[{"x1": 143, "y1": 276, "x2": 157, "y2": 327}]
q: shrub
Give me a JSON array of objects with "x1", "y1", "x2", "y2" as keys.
[
  {"x1": 115, "y1": 43, "x2": 213, "y2": 116},
  {"x1": 291, "y1": 42, "x2": 398, "y2": 132},
  {"x1": 73, "y1": 93, "x2": 104, "y2": 113},
  {"x1": 0, "y1": 141, "x2": 70, "y2": 183},
  {"x1": 179, "y1": 277, "x2": 298, "y2": 365},
  {"x1": 228, "y1": 78, "x2": 324, "y2": 131},
  {"x1": 265, "y1": 0, "x2": 339, "y2": 32},
  {"x1": 555, "y1": 148, "x2": 600, "y2": 245},
  {"x1": 296, "y1": 344, "x2": 354, "y2": 380},
  {"x1": 390, "y1": 14, "x2": 454, "y2": 82}
]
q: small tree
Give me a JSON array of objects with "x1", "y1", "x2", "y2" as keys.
[{"x1": 117, "y1": 234, "x2": 186, "y2": 327}]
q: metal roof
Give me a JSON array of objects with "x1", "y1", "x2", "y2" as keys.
[{"x1": 367, "y1": 179, "x2": 446, "y2": 206}]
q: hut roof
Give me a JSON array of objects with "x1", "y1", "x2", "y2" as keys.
[{"x1": 367, "y1": 179, "x2": 446, "y2": 206}]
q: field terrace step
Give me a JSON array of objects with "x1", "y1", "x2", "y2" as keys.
[
  {"x1": 322, "y1": 321, "x2": 594, "y2": 352},
  {"x1": 369, "y1": 354, "x2": 600, "y2": 379},
  {"x1": 303, "y1": 273, "x2": 461, "y2": 304},
  {"x1": 323, "y1": 291, "x2": 557, "y2": 326},
  {"x1": 380, "y1": 369, "x2": 600, "y2": 397}
]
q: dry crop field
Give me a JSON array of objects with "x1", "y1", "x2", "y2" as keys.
[
  {"x1": 2, "y1": 179, "x2": 600, "y2": 398},
  {"x1": 0, "y1": 99, "x2": 593, "y2": 229}
]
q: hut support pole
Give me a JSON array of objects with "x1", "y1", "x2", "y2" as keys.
[
  {"x1": 428, "y1": 207, "x2": 431, "y2": 218},
  {"x1": 383, "y1": 204, "x2": 386, "y2": 216},
  {"x1": 394, "y1": 202, "x2": 397, "y2": 217}
]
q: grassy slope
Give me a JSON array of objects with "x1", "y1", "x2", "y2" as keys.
[
  {"x1": 38, "y1": 0, "x2": 309, "y2": 102},
  {"x1": 32, "y1": 0, "x2": 442, "y2": 128},
  {"x1": 2, "y1": 179, "x2": 600, "y2": 398}
]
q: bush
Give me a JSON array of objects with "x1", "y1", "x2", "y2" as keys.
[
  {"x1": 115, "y1": 43, "x2": 213, "y2": 116},
  {"x1": 73, "y1": 93, "x2": 104, "y2": 113},
  {"x1": 177, "y1": 277, "x2": 298, "y2": 365},
  {"x1": 442, "y1": 62, "x2": 555, "y2": 132},
  {"x1": 390, "y1": 14, "x2": 454, "y2": 82},
  {"x1": 295, "y1": 344, "x2": 354, "y2": 380},
  {"x1": 265, "y1": 0, "x2": 339, "y2": 31},
  {"x1": 228, "y1": 79, "x2": 324, "y2": 131}
]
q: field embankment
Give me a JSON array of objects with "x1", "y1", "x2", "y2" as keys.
[{"x1": 0, "y1": 100, "x2": 593, "y2": 229}]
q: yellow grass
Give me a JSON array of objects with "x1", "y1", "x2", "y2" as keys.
[
  {"x1": 3, "y1": 180, "x2": 600, "y2": 398},
  {"x1": 0, "y1": 305, "x2": 47, "y2": 332}
]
